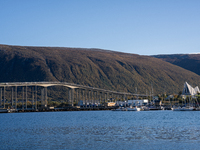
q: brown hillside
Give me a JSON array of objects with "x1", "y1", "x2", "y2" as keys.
[{"x1": 0, "y1": 44, "x2": 200, "y2": 95}]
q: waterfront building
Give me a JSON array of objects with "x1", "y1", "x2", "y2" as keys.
[
  {"x1": 182, "y1": 82, "x2": 200, "y2": 96},
  {"x1": 127, "y1": 99, "x2": 148, "y2": 106},
  {"x1": 107, "y1": 102, "x2": 116, "y2": 106}
]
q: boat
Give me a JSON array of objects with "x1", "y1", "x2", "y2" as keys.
[
  {"x1": 135, "y1": 106, "x2": 150, "y2": 111},
  {"x1": 126, "y1": 106, "x2": 137, "y2": 111},
  {"x1": 142, "y1": 106, "x2": 150, "y2": 111},
  {"x1": 171, "y1": 106, "x2": 181, "y2": 111},
  {"x1": 180, "y1": 107, "x2": 194, "y2": 111},
  {"x1": 171, "y1": 106, "x2": 194, "y2": 111},
  {"x1": 136, "y1": 106, "x2": 142, "y2": 111},
  {"x1": 0, "y1": 109, "x2": 9, "y2": 113},
  {"x1": 112, "y1": 106, "x2": 137, "y2": 111}
]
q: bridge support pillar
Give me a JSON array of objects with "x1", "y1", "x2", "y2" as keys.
[
  {"x1": 0, "y1": 88, "x2": 1, "y2": 108},
  {"x1": 41, "y1": 87, "x2": 44, "y2": 108},
  {"x1": 71, "y1": 88, "x2": 74, "y2": 106},
  {"x1": 82, "y1": 90, "x2": 85, "y2": 105},
  {"x1": 99, "y1": 92, "x2": 102, "y2": 106},
  {"x1": 68, "y1": 89, "x2": 71, "y2": 106},
  {"x1": 94, "y1": 91, "x2": 96, "y2": 105},
  {"x1": 76, "y1": 89, "x2": 78, "y2": 106},
  {"x1": 11, "y1": 87, "x2": 14, "y2": 108},
  {"x1": 94, "y1": 91, "x2": 98, "y2": 104},
  {"x1": 85, "y1": 89, "x2": 87, "y2": 107},
  {"x1": 32, "y1": 86, "x2": 34, "y2": 110},
  {"x1": 104, "y1": 92, "x2": 106, "y2": 106},
  {"x1": 35, "y1": 86, "x2": 37, "y2": 111},
  {"x1": 112, "y1": 93, "x2": 113, "y2": 102},
  {"x1": 124, "y1": 94, "x2": 126, "y2": 101},
  {"x1": 79, "y1": 89, "x2": 81, "y2": 106},
  {"x1": 68, "y1": 88, "x2": 74, "y2": 106},
  {"x1": 88, "y1": 90, "x2": 90, "y2": 107},
  {"x1": 22, "y1": 87, "x2": 24, "y2": 111},
  {"x1": 45, "y1": 87, "x2": 48, "y2": 108},
  {"x1": 91, "y1": 90, "x2": 93, "y2": 106},
  {"x1": 4, "y1": 86, "x2": 5, "y2": 109},
  {"x1": 26, "y1": 86, "x2": 27, "y2": 110},
  {"x1": 15, "y1": 86, "x2": 17, "y2": 110},
  {"x1": 107, "y1": 92, "x2": 110, "y2": 102},
  {"x1": 98, "y1": 91, "x2": 101, "y2": 105}
]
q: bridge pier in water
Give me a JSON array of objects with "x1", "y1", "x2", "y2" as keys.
[{"x1": 15, "y1": 86, "x2": 17, "y2": 110}]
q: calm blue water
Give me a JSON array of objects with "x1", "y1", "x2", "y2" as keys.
[{"x1": 1, "y1": 110, "x2": 200, "y2": 150}]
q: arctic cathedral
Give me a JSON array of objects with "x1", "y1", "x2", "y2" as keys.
[{"x1": 182, "y1": 82, "x2": 200, "y2": 96}]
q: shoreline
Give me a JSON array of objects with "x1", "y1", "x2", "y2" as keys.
[{"x1": 0, "y1": 106, "x2": 118, "y2": 113}]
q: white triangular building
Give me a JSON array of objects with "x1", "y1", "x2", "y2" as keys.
[{"x1": 182, "y1": 82, "x2": 200, "y2": 95}]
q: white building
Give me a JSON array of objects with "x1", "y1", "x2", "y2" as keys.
[
  {"x1": 127, "y1": 99, "x2": 148, "y2": 106},
  {"x1": 182, "y1": 82, "x2": 200, "y2": 96}
]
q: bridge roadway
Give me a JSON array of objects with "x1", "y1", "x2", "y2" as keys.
[{"x1": 0, "y1": 82, "x2": 147, "y2": 111}]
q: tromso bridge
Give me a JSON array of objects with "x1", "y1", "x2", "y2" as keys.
[{"x1": 0, "y1": 82, "x2": 147, "y2": 111}]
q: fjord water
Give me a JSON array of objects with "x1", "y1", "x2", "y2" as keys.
[{"x1": 1, "y1": 111, "x2": 200, "y2": 150}]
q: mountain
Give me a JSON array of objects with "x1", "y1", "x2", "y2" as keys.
[
  {"x1": 153, "y1": 54, "x2": 200, "y2": 76},
  {"x1": 1, "y1": 44, "x2": 200, "y2": 95}
]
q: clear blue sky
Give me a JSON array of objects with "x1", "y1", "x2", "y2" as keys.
[{"x1": 1, "y1": 0, "x2": 200, "y2": 55}]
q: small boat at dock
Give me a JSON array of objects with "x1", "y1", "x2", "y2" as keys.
[
  {"x1": 0, "y1": 109, "x2": 9, "y2": 113},
  {"x1": 171, "y1": 106, "x2": 194, "y2": 111},
  {"x1": 126, "y1": 106, "x2": 137, "y2": 111},
  {"x1": 136, "y1": 106, "x2": 149, "y2": 111}
]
